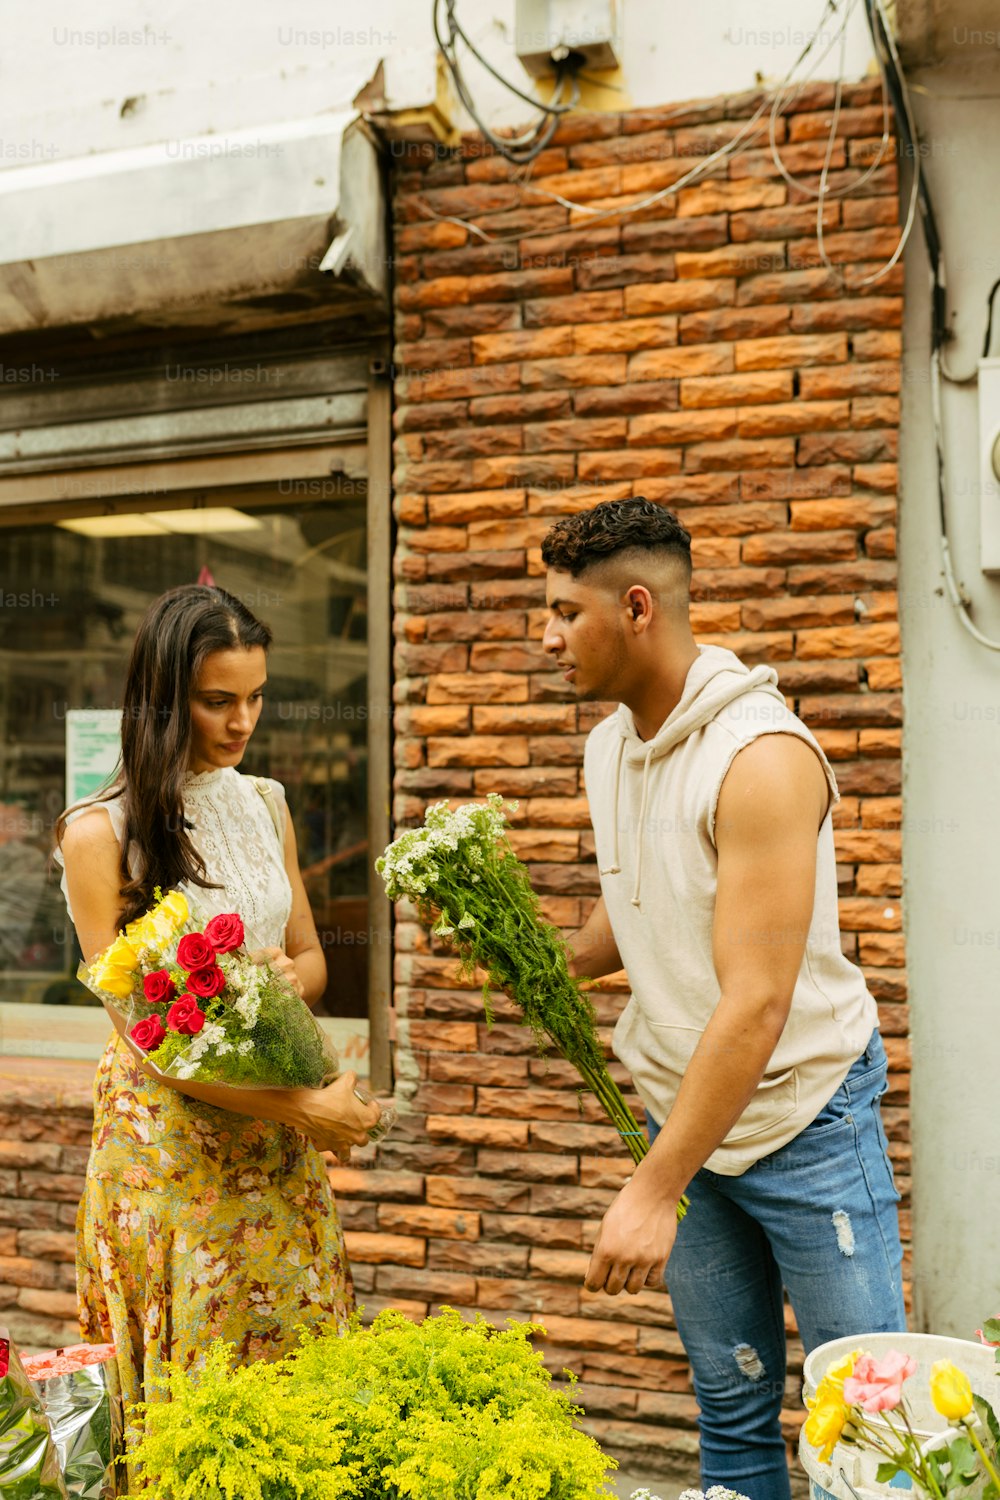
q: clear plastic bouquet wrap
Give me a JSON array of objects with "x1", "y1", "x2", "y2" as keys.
[
  {"x1": 0, "y1": 1328, "x2": 68, "y2": 1500},
  {"x1": 79, "y1": 888, "x2": 393, "y2": 1141},
  {"x1": 20, "y1": 1345, "x2": 121, "y2": 1500}
]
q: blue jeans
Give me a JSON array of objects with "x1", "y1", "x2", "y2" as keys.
[{"x1": 648, "y1": 1029, "x2": 906, "y2": 1500}]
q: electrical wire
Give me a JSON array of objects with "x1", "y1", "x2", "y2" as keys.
[
  {"x1": 421, "y1": 0, "x2": 863, "y2": 245},
  {"x1": 861, "y1": 0, "x2": 1000, "y2": 650},
  {"x1": 433, "y1": 0, "x2": 580, "y2": 165}
]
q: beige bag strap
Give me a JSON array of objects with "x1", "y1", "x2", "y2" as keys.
[{"x1": 253, "y1": 777, "x2": 284, "y2": 846}]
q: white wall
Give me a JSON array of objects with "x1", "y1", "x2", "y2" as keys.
[
  {"x1": 0, "y1": 0, "x2": 875, "y2": 165},
  {"x1": 898, "y1": 57, "x2": 1000, "y2": 1335}
]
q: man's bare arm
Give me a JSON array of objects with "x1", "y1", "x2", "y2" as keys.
[
  {"x1": 566, "y1": 894, "x2": 623, "y2": 980},
  {"x1": 584, "y1": 733, "x2": 829, "y2": 1295}
]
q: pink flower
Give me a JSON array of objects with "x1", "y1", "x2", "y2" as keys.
[{"x1": 843, "y1": 1350, "x2": 917, "y2": 1413}]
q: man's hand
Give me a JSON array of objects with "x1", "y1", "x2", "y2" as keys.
[{"x1": 584, "y1": 1173, "x2": 680, "y2": 1296}]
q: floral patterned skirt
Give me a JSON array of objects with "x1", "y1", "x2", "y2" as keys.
[{"x1": 77, "y1": 1035, "x2": 354, "y2": 1421}]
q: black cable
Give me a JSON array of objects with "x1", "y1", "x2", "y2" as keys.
[
  {"x1": 863, "y1": 0, "x2": 945, "y2": 347},
  {"x1": 981, "y1": 277, "x2": 1000, "y2": 359},
  {"x1": 433, "y1": 0, "x2": 583, "y2": 166}
]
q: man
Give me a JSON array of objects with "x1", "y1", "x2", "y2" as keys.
[{"x1": 540, "y1": 498, "x2": 904, "y2": 1500}]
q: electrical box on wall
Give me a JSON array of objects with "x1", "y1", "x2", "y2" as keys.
[
  {"x1": 977, "y1": 358, "x2": 1000, "y2": 573},
  {"x1": 515, "y1": 0, "x2": 621, "y2": 77}
]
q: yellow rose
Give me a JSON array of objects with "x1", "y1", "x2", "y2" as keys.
[
  {"x1": 929, "y1": 1359, "x2": 973, "y2": 1421},
  {"x1": 823, "y1": 1348, "x2": 863, "y2": 1393},
  {"x1": 125, "y1": 913, "x2": 159, "y2": 949},
  {"x1": 92, "y1": 964, "x2": 137, "y2": 1000},
  {"x1": 804, "y1": 1392, "x2": 848, "y2": 1462},
  {"x1": 157, "y1": 890, "x2": 189, "y2": 927},
  {"x1": 91, "y1": 933, "x2": 136, "y2": 975}
]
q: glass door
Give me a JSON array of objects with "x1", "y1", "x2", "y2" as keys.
[{"x1": 0, "y1": 483, "x2": 373, "y2": 1019}]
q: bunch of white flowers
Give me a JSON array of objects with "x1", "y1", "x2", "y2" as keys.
[
  {"x1": 630, "y1": 1489, "x2": 750, "y2": 1500},
  {"x1": 376, "y1": 793, "x2": 511, "y2": 903}
]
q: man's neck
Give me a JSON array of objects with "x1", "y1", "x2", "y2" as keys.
[{"x1": 626, "y1": 641, "x2": 700, "y2": 742}]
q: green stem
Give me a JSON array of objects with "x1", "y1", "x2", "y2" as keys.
[{"x1": 964, "y1": 1420, "x2": 1000, "y2": 1489}]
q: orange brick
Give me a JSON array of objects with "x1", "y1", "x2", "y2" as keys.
[
  {"x1": 629, "y1": 407, "x2": 737, "y2": 446},
  {"x1": 736, "y1": 399, "x2": 850, "y2": 437},
  {"x1": 427, "y1": 1116, "x2": 531, "y2": 1149},
  {"x1": 574, "y1": 317, "x2": 679, "y2": 355},
  {"x1": 674, "y1": 242, "x2": 787, "y2": 279},
  {"x1": 426, "y1": 736, "x2": 530, "y2": 769},
  {"x1": 380, "y1": 1204, "x2": 480, "y2": 1241},
  {"x1": 624, "y1": 279, "x2": 734, "y2": 316},
  {"x1": 427, "y1": 673, "x2": 529, "y2": 704},
  {"x1": 680, "y1": 371, "x2": 792, "y2": 408},
  {"x1": 407, "y1": 1021, "x2": 480, "y2": 1052},
  {"x1": 629, "y1": 344, "x2": 733, "y2": 379},
  {"x1": 345, "y1": 1232, "x2": 426, "y2": 1267},
  {"x1": 789, "y1": 497, "x2": 896, "y2": 530},
  {"x1": 734, "y1": 333, "x2": 848, "y2": 370},
  {"x1": 472, "y1": 328, "x2": 574, "y2": 364},
  {"x1": 796, "y1": 623, "x2": 900, "y2": 659},
  {"x1": 514, "y1": 353, "x2": 629, "y2": 392}
]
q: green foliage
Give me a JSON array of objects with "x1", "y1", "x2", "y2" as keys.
[
  {"x1": 128, "y1": 1311, "x2": 614, "y2": 1500},
  {"x1": 127, "y1": 1343, "x2": 357, "y2": 1500}
]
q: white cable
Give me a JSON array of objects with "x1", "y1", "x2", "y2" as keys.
[
  {"x1": 932, "y1": 345, "x2": 1000, "y2": 651},
  {"x1": 418, "y1": 0, "x2": 861, "y2": 244}
]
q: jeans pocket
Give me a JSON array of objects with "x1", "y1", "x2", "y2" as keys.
[{"x1": 804, "y1": 1079, "x2": 852, "y2": 1134}]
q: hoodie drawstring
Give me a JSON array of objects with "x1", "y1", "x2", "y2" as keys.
[
  {"x1": 631, "y1": 742, "x2": 656, "y2": 908},
  {"x1": 599, "y1": 735, "x2": 625, "y2": 876}
]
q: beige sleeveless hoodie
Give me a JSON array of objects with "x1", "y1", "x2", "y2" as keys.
[{"x1": 584, "y1": 643, "x2": 877, "y2": 1176}]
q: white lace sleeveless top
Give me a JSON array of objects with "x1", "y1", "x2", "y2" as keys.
[{"x1": 56, "y1": 767, "x2": 293, "y2": 947}]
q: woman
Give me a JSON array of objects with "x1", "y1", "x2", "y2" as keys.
[{"x1": 56, "y1": 583, "x2": 380, "y2": 1417}]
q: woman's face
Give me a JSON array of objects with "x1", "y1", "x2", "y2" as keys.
[{"x1": 188, "y1": 646, "x2": 267, "y2": 774}]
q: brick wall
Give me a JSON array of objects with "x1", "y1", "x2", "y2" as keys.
[
  {"x1": 0, "y1": 78, "x2": 907, "y2": 1484},
  {"x1": 373, "y1": 78, "x2": 908, "y2": 1478}
]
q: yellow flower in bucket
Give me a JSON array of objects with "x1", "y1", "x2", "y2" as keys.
[
  {"x1": 929, "y1": 1359, "x2": 973, "y2": 1421},
  {"x1": 804, "y1": 1389, "x2": 848, "y2": 1462}
]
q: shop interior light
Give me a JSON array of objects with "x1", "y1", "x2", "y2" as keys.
[{"x1": 58, "y1": 507, "x2": 263, "y2": 538}]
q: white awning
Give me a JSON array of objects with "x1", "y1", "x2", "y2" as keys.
[{"x1": 0, "y1": 112, "x2": 387, "y2": 335}]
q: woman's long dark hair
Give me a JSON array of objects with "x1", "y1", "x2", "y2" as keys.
[{"x1": 57, "y1": 585, "x2": 272, "y2": 927}]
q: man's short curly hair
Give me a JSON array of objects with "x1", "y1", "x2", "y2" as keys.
[{"x1": 541, "y1": 498, "x2": 692, "y2": 578}]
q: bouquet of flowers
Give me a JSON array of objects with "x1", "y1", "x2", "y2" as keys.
[
  {"x1": 0, "y1": 1328, "x2": 68, "y2": 1500},
  {"x1": 82, "y1": 889, "x2": 395, "y2": 1142},
  {"x1": 80, "y1": 888, "x2": 339, "y2": 1090},
  {"x1": 21, "y1": 1344, "x2": 121, "y2": 1500},
  {"x1": 803, "y1": 1336, "x2": 1000, "y2": 1496},
  {"x1": 377, "y1": 795, "x2": 686, "y2": 1214}
]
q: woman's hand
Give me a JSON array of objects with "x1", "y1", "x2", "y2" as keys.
[
  {"x1": 250, "y1": 945, "x2": 305, "y2": 998},
  {"x1": 297, "y1": 1071, "x2": 381, "y2": 1158}
]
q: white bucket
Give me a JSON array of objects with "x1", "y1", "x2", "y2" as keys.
[{"x1": 799, "y1": 1332, "x2": 1000, "y2": 1500}]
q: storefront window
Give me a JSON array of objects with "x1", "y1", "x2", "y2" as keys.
[{"x1": 0, "y1": 487, "x2": 372, "y2": 1018}]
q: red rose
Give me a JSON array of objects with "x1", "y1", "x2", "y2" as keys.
[
  {"x1": 176, "y1": 933, "x2": 216, "y2": 970},
  {"x1": 186, "y1": 964, "x2": 226, "y2": 999},
  {"x1": 130, "y1": 1015, "x2": 167, "y2": 1051},
  {"x1": 166, "y1": 995, "x2": 206, "y2": 1035},
  {"x1": 202, "y1": 913, "x2": 245, "y2": 954},
  {"x1": 143, "y1": 969, "x2": 176, "y2": 1005}
]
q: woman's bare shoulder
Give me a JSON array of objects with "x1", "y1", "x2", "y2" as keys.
[{"x1": 61, "y1": 804, "x2": 120, "y2": 858}]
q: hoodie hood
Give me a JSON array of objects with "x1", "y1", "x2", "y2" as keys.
[{"x1": 600, "y1": 645, "x2": 788, "y2": 905}]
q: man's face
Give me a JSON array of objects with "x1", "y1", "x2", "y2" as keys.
[{"x1": 542, "y1": 569, "x2": 628, "y2": 701}]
